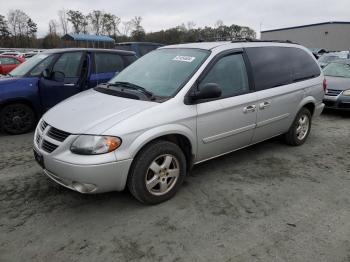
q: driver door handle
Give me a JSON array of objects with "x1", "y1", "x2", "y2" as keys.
[{"x1": 64, "y1": 83, "x2": 75, "y2": 87}]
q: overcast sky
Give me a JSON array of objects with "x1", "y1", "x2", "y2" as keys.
[{"x1": 2, "y1": 0, "x2": 350, "y2": 37}]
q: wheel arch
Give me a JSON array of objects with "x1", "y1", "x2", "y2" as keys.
[
  {"x1": 0, "y1": 98, "x2": 39, "y2": 118},
  {"x1": 297, "y1": 96, "x2": 316, "y2": 116},
  {"x1": 128, "y1": 125, "x2": 197, "y2": 172}
]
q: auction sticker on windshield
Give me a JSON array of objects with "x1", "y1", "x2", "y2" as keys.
[{"x1": 173, "y1": 56, "x2": 196, "y2": 63}]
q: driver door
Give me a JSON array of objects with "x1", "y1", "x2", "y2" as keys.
[
  {"x1": 196, "y1": 52, "x2": 257, "y2": 161},
  {"x1": 39, "y1": 51, "x2": 85, "y2": 111}
]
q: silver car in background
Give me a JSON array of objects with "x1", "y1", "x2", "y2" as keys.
[
  {"x1": 323, "y1": 59, "x2": 350, "y2": 110},
  {"x1": 33, "y1": 41, "x2": 325, "y2": 204}
]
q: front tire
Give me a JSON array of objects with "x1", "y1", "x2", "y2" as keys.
[
  {"x1": 127, "y1": 140, "x2": 186, "y2": 204},
  {"x1": 0, "y1": 103, "x2": 36, "y2": 135},
  {"x1": 284, "y1": 108, "x2": 312, "y2": 146}
]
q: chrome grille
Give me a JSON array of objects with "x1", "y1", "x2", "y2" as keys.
[
  {"x1": 47, "y1": 127, "x2": 71, "y2": 142},
  {"x1": 325, "y1": 89, "x2": 342, "y2": 96},
  {"x1": 35, "y1": 120, "x2": 71, "y2": 154},
  {"x1": 42, "y1": 140, "x2": 58, "y2": 153}
]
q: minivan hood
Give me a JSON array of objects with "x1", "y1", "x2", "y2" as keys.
[
  {"x1": 43, "y1": 89, "x2": 157, "y2": 134},
  {"x1": 325, "y1": 76, "x2": 350, "y2": 91}
]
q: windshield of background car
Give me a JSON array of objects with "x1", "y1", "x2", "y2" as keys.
[
  {"x1": 319, "y1": 55, "x2": 338, "y2": 63},
  {"x1": 324, "y1": 62, "x2": 350, "y2": 78},
  {"x1": 9, "y1": 53, "x2": 54, "y2": 77},
  {"x1": 109, "y1": 48, "x2": 210, "y2": 97}
]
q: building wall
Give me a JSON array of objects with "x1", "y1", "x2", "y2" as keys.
[{"x1": 261, "y1": 23, "x2": 350, "y2": 51}]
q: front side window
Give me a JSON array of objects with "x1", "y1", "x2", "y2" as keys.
[
  {"x1": 29, "y1": 55, "x2": 57, "y2": 76},
  {"x1": 109, "y1": 48, "x2": 210, "y2": 97},
  {"x1": 52, "y1": 52, "x2": 84, "y2": 78},
  {"x1": 324, "y1": 62, "x2": 350, "y2": 78},
  {"x1": 199, "y1": 54, "x2": 249, "y2": 98},
  {"x1": 95, "y1": 53, "x2": 124, "y2": 73}
]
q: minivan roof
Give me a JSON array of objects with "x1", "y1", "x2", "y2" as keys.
[{"x1": 42, "y1": 48, "x2": 136, "y2": 56}]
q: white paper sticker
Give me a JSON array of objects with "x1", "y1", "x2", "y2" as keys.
[{"x1": 173, "y1": 56, "x2": 196, "y2": 63}]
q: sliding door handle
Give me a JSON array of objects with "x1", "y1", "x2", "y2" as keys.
[
  {"x1": 259, "y1": 101, "x2": 271, "y2": 110},
  {"x1": 243, "y1": 105, "x2": 256, "y2": 113}
]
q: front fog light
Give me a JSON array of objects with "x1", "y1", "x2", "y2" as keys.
[{"x1": 70, "y1": 135, "x2": 121, "y2": 155}]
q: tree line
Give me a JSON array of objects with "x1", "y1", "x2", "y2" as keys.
[{"x1": 0, "y1": 9, "x2": 256, "y2": 48}]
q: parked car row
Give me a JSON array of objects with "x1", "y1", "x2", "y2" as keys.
[{"x1": 31, "y1": 41, "x2": 325, "y2": 204}]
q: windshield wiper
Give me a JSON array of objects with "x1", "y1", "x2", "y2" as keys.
[{"x1": 108, "y1": 81, "x2": 154, "y2": 99}]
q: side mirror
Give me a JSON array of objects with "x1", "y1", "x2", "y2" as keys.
[
  {"x1": 52, "y1": 71, "x2": 65, "y2": 82},
  {"x1": 42, "y1": 69, "x2": 50, "y2": 79},
  {"x1": 190, "y1": 83, "x2": 222, "y2": 102}
]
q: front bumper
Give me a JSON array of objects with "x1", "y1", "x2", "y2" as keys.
[
  {"x1": 42, "y1": 157, "x2": 133, "y2": 193},
  {"x1": 323, "y1": 95, "x2": 350, "y2": 111}
]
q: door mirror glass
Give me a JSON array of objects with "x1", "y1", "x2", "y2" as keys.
[
  {"x1": 192, "y1": 83, "x2": 222, "y2": 101},
  {"x1": 52, "y1": 71, "x2": 65, "y2": 82},
  {"x1": 42, "y1": 68, "x2": 50, "y2": 79}
]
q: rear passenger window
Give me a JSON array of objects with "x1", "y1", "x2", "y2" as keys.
[
  {"x1": 95, "y1": 53, "x2": 124, "y2": 73},
  {"x1": 246, "y1": 47, "x2": 320, "y2": 91},
  {"x1": 199, "y1": 54, "x2": 249, "y2": 98}
]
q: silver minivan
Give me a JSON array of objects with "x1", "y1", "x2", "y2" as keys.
[{"x1": 33, "y1": 41, "x2": 325, "y2": 204}]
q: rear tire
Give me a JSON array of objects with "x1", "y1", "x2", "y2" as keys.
[
  {"x1": 284, "y1": 108, "x2": 312, "y2": 146},
  {"x1": 127, "y1": 140, "x2": 186, "y2": 205},
  {"x1": 0, "y1": 103, "x2": 36, "y2": 135}
]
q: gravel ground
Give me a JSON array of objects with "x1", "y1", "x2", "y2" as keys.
[{"x1": 0, "y1": 111, "x2": 349, "y2": 262}]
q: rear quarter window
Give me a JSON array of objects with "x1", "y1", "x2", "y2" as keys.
[{"x1": 246, "y1": 46, "x2": 320, "y2": 91}]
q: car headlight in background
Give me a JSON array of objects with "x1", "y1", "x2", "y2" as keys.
[
  {"x1": 343, "y1": 89, "x2": 350, "y2": 96},
  {"x1": 71, "y1": 135, "x2": 122, "y2": 155}
]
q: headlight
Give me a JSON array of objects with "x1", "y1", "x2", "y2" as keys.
[
  {"x1": 343, "y1": 89, "x2": 350, "y2": 96},
  {"x1": 70, "y1": 135, "x2": 121, "y2": 155}
]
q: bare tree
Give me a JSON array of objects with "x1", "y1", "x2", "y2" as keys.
[
  {"x1": 48, "y1": 19, "x2": 58, "y2": 35},
  {"x1": 58, "y1": 9, "x2": 69, "y2": 35},
  {"x1": 186, "y1": 21, "x2": 196, "y2": 30},
  {"x1": 122, "y1": 20, "x2": 133, "y2": 36},
  {"x1": 215, "y1": 20, "x2": 224, "y2": 28},
  {"x1": 88, "y1": 10, "x2": 104, "y2": 35}
]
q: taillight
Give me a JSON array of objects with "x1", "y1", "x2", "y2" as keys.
[{"x1": 323, "y1": 78, "x2": 327, "y2": 92}]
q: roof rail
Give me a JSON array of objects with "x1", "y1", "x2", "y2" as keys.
[{"x1": 231, "y1": 38, "x2": 297, "y2": 44}]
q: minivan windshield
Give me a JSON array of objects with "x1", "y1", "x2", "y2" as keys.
[
  {"x1": 108, "y1": 48, "x2": 210, "y2": 97},
  {"x1": 9, "y1": 53, "x2": 52, "y2": 77},
  {"x1": 324, "y1": 62, "x2": 350, "y2": 78}
]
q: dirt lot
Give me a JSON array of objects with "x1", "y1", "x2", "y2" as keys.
[{"x1": 0, "y1": 111, "x2": 349, "y2": 262}]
